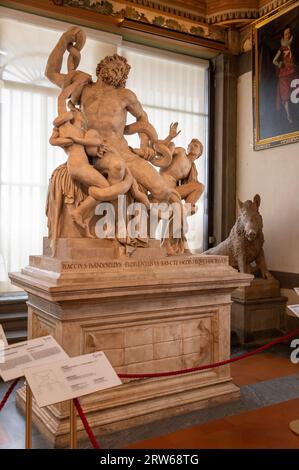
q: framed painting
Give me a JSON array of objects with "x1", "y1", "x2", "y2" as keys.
[{"x1": 253, "y1": 1, "x2": 299, "y2": 150}]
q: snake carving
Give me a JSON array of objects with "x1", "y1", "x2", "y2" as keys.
[
  {"x1": 49, "y1": 28, "x2": 136, "y2": 204},
  {"x1": 124, "y1": 122, "x2": 173, "y2": 168}
]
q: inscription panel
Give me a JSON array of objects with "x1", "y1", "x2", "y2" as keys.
[{"x1": 61, "y1": 256, "x2": 228, "y2": 272}]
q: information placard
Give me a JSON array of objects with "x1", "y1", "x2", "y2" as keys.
[
  {"x1": 288, "y1": 304, "x2": 299, "y2": 318},
  {"x1": 0, "y1": 324, "x2": 8, "y2": 347},
  {"x1": 24, "y1": 351, "x2": 122, "y2": 407},
  {"x1": 0, "y1": 335, "x2": 68, "y2": 382}
]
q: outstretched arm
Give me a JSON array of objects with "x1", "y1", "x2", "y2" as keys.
[
  {"x1": 162, "y1": 122, "x2": 181, "y2": 147},
  {"x1": 45, "y1": 27, "x2": 85, "y2": 88}
]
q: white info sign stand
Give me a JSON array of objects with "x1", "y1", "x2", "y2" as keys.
[
  {"x1": 0, "y1": 335, "x2": 68, "y2": 448},
  {"x1": 0, "y1": 335, "x2": 121, "y2": 448},
  {"x1": 24, "y1": 351, "x2": 122, "y2": 448}
]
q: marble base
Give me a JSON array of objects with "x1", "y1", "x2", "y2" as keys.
[
  {"x1": 10, "y1": 238, "x2": 252, "y2": 448},
  {"x1": 232, "y1": 278, "x2": 287, "y2": 346}
]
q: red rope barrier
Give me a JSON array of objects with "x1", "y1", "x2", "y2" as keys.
[
  {"x1": 71, "y1": 327, "x2": 299, "y2": 450},
  {"x1": 73, "y1": 398, "x2": 101, "y2": 449},
  {"x1": 0, "y1": 378, "x2": 19, "y2": 412},
  {"x1": 118, "y1": 327, "x2": 299, "y2": 379},
  {"x1": 1, "y1": 327, "x2": 299, "y2": 451}
]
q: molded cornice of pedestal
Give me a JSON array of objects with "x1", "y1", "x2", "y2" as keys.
[
  {"x1": 9, "y1": 239, "x2": 252, "y2": 302},
  {"x1": 232, "y1": 277, "x2": 281, "y2": 301}
]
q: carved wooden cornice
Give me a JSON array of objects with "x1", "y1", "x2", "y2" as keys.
[
  {"x1": 51, "y1": 0, "x2": 292, "y2": 23},
  {"x1": 45, "y1": 0, "x2": 297, "y2": 52},
  {"x1": 51, "y1": 0, "x2": 226, "y2": 44},
  {"x1": 259, "y1": 0, "x2": 289, "y2": 15},
  {"x1": 53, "y1": 0, "x2": 207, "y2": 22},
  {"x1": 125, "y1": 0, "x2": 207, "y2": 21}
]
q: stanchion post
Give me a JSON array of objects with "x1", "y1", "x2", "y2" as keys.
[
  {"x1": 25, "y1": 384, "x2": 32, "y2": 449},
  {"x1": 70, "y1": 399, "x2": 77, "y2": 449}
]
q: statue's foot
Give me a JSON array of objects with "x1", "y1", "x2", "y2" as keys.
[
  {"x1": 163, "y1": 237, "x2": 186, "y2": 256},
  {"x1": 85, "y1": 223, "x2": 96, "y2": 239},
  {"x1": 71, "y1": 209, "x2": 87, "y2": 230}
]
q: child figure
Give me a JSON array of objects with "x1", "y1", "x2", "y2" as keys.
[{"x1": 159, "y1": 123, "x2": 205, "y2": 215}]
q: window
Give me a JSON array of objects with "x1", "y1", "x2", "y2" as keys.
[{"x1": 0, "y1": 8, "x2": 209, "y2": 283}]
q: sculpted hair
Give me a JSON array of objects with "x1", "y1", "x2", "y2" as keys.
[
  {"x1": 190, "y1": 138, "x2": 201, "y2": 146},
  {"x1": 96, "y1": 54, "x2": 131, "y2": 88},
  {"x1": 189, "y1": 138, "x2": 203, "y2": 158}
]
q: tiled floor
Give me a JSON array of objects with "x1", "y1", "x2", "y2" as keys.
[
  {"x1": 231, "y1": 352, "x2": 299, "y2": 386},
  {"x1": 0, "y1": 347, "x2": 299, "y2": 449},
  {"x1": 127, "y1": 398, "x2": 299, "y2": 449}
]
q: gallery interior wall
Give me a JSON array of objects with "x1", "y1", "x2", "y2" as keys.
[{"x1": 236, "y1": 53, "x2": 299, "y2": 305}]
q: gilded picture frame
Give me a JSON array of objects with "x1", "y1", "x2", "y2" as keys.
[{"x1": 253, "y1": 1, "x2": 299, "y2": 150}]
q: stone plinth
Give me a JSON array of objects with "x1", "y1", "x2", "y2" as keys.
[
  {"x1": 232, "y1": 278, "x2": 287, "y2": 346},
  {"x1": 10, "y1": 238, "x2": 252, "y2": 448}
]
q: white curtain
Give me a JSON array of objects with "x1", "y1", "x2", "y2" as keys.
[
  {"x1": 0, "y1": 84, "x2": 65, "y2": 280},
  {"x1": 0, "y1": 10, "x2": 209, "y2": 283}
]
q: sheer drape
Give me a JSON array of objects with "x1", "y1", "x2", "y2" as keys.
[{"x1": 0, "y1": 85, "x2": 64, "y2": 280}]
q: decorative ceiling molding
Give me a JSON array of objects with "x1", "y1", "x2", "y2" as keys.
[
  {"x1": 51, "y1": 0, "x2": 294, "y2": 28},
  {"x1": 206, "y1": 8, "x2": 259, "y2": 24},
  {"x1": 259, "y1": 0, "x2": 289, "y2": 15},
  {"x1": 51, "y1": 1, "x2": 226, "y2": 43},
  {"x1": 125, "y1": 0, "x2": 206, "y2": 21},
  {"x1": 50, "y1": 0, "x2": 295, "y2": 50},
  {"x1": 205, "y1": 0, "x2": 293, "y2": 24}
]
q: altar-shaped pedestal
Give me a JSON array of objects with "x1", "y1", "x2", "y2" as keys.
[
  {"x1": 10, "y1": 238, "x2": 251, "y2": 448},
  {"x1": 231, "y1": 278, "x2": 287, "y2": 346}
]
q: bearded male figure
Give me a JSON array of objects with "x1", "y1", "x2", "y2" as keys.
[{"x1": 45, "y1": 27, "x2": 176, "y2": 212}]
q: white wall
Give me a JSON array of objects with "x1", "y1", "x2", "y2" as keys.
[{"x1": 237, "y1": 71, "x2": 299, "y2": 274}]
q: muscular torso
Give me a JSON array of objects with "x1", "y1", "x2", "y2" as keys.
[
  {"x1": 80, "y1": 83, "x2": 130, "y2": 152},
  {"x1": 160, "y1": 148, "x2": 192, "y2": 187}
]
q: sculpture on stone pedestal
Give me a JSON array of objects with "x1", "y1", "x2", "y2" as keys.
[
  {"x1": 204, "y1": 194, "x2": 272, "y2": 279},
  {"x1": 9, "y1": 26, "x2": 256, "y2": 446},
  {"x1": 45, "y1": 26, "x2": 205, "y2": 256}
]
